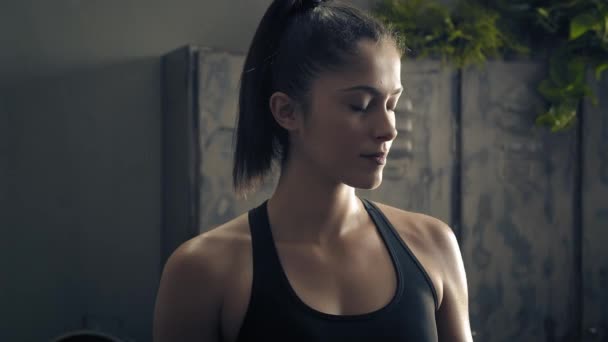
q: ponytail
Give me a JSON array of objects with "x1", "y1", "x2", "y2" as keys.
[{"x1": 233, "y1": 0, "x2": 399, "y2": 197}]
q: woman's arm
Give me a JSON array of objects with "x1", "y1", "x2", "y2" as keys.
[
  {"x1": 433, "y1": 223, "x2": 474, "y2": 342},
  {"x1": 153, "y1": 239, "x2": 224, "y2": 342}
]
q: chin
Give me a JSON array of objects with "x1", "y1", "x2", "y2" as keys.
[{"x1": 345, "y1": 173, "x2": 383, "y2": 190}]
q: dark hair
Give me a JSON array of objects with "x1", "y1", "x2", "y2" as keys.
[{"x1": 233, "y1": 0, "x2": 402, "y2": 197}]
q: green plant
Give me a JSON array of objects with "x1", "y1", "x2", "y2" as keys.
[
  {"x1": 533, "y1": 0, "x2": 608, "y2": 131},
  {"x1": 374, "y1": 0, "x2": 528, "y2": 67},
  {"x1": 373, "y1": 0, "x2": 608, "y2": 132}
]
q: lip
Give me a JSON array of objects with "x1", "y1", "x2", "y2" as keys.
[
  {"x1": 361, "y1": 152, "x2": 387, "y2": 165},
  {"x1": 361, "y1": 151, "x2": 387, "y2": 158}
]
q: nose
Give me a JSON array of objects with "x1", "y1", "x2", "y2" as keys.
[{"x1": 374, "y1": 110, "x2": 398, "y2": 143}]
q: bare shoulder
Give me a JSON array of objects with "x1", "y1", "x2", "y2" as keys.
[
  {"x1": 371, "y1": 201, "x2": 456, "y2": 251},
  {"x1": 153, "y1": 213, "x2": 252, "y2": 342},
  {"x1": 166, "y1": 212, "x2": 252, "y2": 279},
  {"x1": 156, "y1": 213, "x2": 251, "y2": 295}
]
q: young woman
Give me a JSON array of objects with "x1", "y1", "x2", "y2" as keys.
[{"x1": 153, "y1": 0, "x2": 472, "y2": 341}]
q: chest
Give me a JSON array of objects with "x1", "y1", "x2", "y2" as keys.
[{"x1": 219, "y1": 222, "x2": 442, "y2": 342}]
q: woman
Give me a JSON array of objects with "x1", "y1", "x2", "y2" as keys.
[{"x1": 153, "y1": 0, "x2": 472, "y2": 341}]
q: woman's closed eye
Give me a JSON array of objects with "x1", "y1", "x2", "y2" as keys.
[
  {"x1": 349, "y1": 103, "x2": 397, "y2": 113},
  {"x1": 349, "y1": 104, "x2": 368, "y2": 112},
  {"x1": 348, "y1": 98, "x2": 372, "y2": 112}
]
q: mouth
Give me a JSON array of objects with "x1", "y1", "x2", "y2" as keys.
[{"x1": 361, "y1": 152, "x2": 387, "y2": 165}]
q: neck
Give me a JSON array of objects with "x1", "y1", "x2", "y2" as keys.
[{"x1": 267, "y1": 156, "x2": 366, "y2": 245}]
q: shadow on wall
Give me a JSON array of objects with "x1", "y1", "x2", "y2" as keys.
[{"x1": 1, "y1": 57, "x2": 161, "y2": 342}]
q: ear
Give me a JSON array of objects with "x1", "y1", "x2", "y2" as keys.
[{"x1": 269, "y1": 91, "x2": 301, "y2": 131}]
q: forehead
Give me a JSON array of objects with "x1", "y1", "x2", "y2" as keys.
[{"x1": 311, "y1": 39, "x2": 402, "y2": 94}]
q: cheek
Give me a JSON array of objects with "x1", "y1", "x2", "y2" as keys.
[
  {"x1": 304, "y1": 99, "x2": 365, "y2": 160},
  {"x1": 315, "y1": 115, "x2": 362, "y2": 158}
]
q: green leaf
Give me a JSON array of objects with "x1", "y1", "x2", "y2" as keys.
[
  {"x1": 536, "y1": 101, "x2": 579, "y2": 132},
  {"x1": 570, "y1": 12, "x2": 601, "y2": 40},
  {"x1": 536, "y1": 112, "x2": 556, "y2": 125},
  {"x1": 596, "y1": 63, "x2": 608, "y2": 80},
  {"x1": 538, "y1": 80, "x2": 563, "y2": 102},
  {"x1": 553, "y1": 103, "x2": 578, "y2": 131},
  {"x1": 537, "y1": 7, "x2": 550, "y2": 18}
]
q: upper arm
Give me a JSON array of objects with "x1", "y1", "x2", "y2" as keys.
[
  {"x1": 153, "y1": 239, "x2": 224, "y2": 342},
  {"x1": 433, "y1": 223, "x2": 473, "y2": 342}
]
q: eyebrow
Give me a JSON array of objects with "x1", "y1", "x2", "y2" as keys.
[{"x1": 339, "y1": 85, "x2": 404, "y2": 96}]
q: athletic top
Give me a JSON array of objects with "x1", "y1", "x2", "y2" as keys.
[{"x1": 234, "y1": 198, "x2": 439, "y2": 342}]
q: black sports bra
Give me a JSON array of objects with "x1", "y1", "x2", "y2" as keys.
[{"x1": 234, "y1": 198, "x2": 439, "y2": 341}]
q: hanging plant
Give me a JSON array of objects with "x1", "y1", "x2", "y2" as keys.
[
  {"x1": 373, "y1": 0, "x2": 528, "y2": 67},
  {"x1": 373, "y1": 0, "x2": 608, "y2": 132}
]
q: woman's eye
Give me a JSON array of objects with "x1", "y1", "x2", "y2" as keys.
[{"x1": 349, "y1": 105, "x2": 367, "y2": 112}]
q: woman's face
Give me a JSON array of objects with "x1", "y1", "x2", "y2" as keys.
[{"x1": 291, "y1": 38, "x2": 402, "y2": 190}]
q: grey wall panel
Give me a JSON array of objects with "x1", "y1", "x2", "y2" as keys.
[
  {"x1": 161, "y1": 46, "x2": 199, "y2": 267},
  {"x1": 0, "y1": 95, "x2": 8, "y2": 235},
  {"x1": 370, "y1": 60, "x2": 457, "y2": 225},
  {"x1": 196, "y1": 49, "x2": 278, "y2": 233},
  {"x1": 461, "y1": 61, "x2": 579, "y2": 341},
  {"x1": 582, "y1": 73, "x2": 608, "y2": 341},
  {"x1": 5, "y1": 58, "x2": 161, "y2": 342}
]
